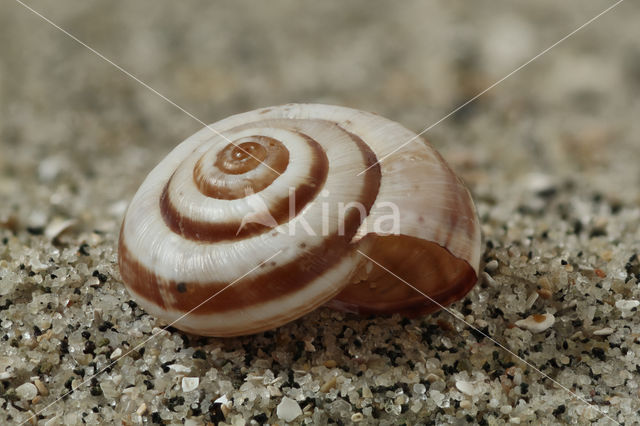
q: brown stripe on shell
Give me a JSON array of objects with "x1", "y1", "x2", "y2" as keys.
[
  {"x1": 194, "y1": 136, "x2": 289, "y2": 200},
  {"x1": 119, "y1": 233, "x2": 352, "y2": 315},
  {"x1": 120, "y1": 130, "x2": 382, "y2": 315},
  {"x1": 340, "y1": 125, "x2": 382, "y2": 219},
  {"x1": 118, "y1": 224, "x2": 168, "y2": 310},
  {"x1": 160, "y1": 132, "x2": 329, "y2": 242}
]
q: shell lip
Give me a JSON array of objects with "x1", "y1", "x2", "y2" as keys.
[{"x1": 328, "y1": 234, "x2": 481, "y2": 317}]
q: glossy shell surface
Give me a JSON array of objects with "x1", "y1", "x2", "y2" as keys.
[{"x1": 118, "y1": 104, "x2": 481, "y2": 336}]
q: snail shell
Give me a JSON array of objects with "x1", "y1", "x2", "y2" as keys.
[{"x1": 118, "y1": 104, "x2": 481, "y2": 337}]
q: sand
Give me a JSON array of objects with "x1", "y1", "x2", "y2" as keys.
[{"x1": 1, "y1": 1, "x2": 639, "y2": 424}]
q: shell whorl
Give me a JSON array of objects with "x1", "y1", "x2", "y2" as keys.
[{"x1": 118, "y1": 104, "x2": 481, "y2": 336}]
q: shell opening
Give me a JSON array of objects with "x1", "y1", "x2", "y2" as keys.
[{"x1": 329, "y1": 234, "x2": 478, "y2": 316}]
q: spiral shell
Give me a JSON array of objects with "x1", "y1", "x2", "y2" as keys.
[{"x1": 118, "y1": 104, "x2": 481, "y2": 336}]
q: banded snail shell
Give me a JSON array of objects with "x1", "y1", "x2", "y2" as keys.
[{"x1": 118, "y1": 104, "x2": 481, "y2": 337}]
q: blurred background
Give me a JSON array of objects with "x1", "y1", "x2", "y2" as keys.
[
  {"x1": 2, "y1": 0, "x2": 639, "y2": 226},
  {"x1": 1, "y1": 0, "x2": 639, "y2": 424}
]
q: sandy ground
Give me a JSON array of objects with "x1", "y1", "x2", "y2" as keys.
[{"x1": 1, "y1": 1, "x2": 640, "y2": 424}]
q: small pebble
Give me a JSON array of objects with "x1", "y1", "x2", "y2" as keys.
[
  {"x1": 38, "y1": 155, "x2": 65, "y2": 181},
  {"x1": 525, "y1": 292, "x2": 539, "y2": 309},
  {"x1": 34, "y1": 379, "x2": 48, "y2": 396},
  {"x1": 323, "y1": 360, "x2": 337, "y2": 368},
  {"x1": 168, "y1": 364, "x2": 190, "y2": 373},
  {"x1": 136, "y1": 402, "x2": 147, "y2": 415},
  {"x1": 430, "y1": 389, "x2": 445, "y2": 407},
  {"x1": 276, "y1": 396, "x2": 302, "y2": 422},
  {"x1": 362, "y1": 385, "x2": 373, "y2": 398},
  {"x1": 594, "y1": 268, "x2": 606, "y2": 278},
  {"x1": 0, "y1": 370, "x2": 15, "y2": 380},
  {"x1": 515, "y1": 313, "x2": 555, "y2": 333},
  {"x1": 351, "y1": 413, "x2": 364, "y2": 422},
  {"x1": 525, "y1": 172, "x2": 554, "y2": 193},
  {"x1": 303, "y1": 339, "x2": 316, "y2": 352},
  {"x1": 537, "y1": 276, "x2": 552, "y2": 290},
  {"x1": 268, "y1": 385, "x2": 282, "y2": 397},
  {"x1": 44, "y1": 218, "x2": 76, "y2": 240},
  {"x1": 425, "y1": 373, "x2": 440, "y2": 383},
  {"x1": 456, "y1": 380, "x2": 482, "y2": 396},
  {"x1": 593, "y1": 327, "x2": 615, "y2": 336},
  {"x1": 484, "y1": 259, "x2": 499, "y2": 272},
  {"x1": 601, "y1": 250, "x2": 613, "y2": 261},
  {"x1": 412, "y1": 383, "x2": 426, "y2": 394},
  {"x1": 110, "y1": 348, "x2": 122, "y2": 360},
  {"x1": 616, "y1": 299, "x2": 639, "y2": 318},
  {"x1": 482, "y1": 272, "x2": 497, "y2": 286},
  {"x1": 413, "y1": 400, "x2": 426, "y2": 414},
  {"x1": 214, "y1": 395, "x2": 230, "y2": 404},
  {"x1": 537, "y1": 288, "x2": 553, "y2": 299},
  {"x1": 181, "y1": 377, "x2": 199, "y2": 392},
  {"x1": 615, "y1": 299, "x2": 639, "y2": 311},
  {"x1": 320, "y1": 376, "x2": 337, "y2": 393},
  {"x1": 16, "y1": 382, "x2": 38, "y2": 400}
]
